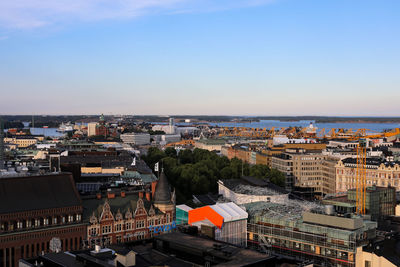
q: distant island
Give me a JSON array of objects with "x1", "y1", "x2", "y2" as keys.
[{"x1": 1, "y1": 115, "x2": 400, "y2": 127}]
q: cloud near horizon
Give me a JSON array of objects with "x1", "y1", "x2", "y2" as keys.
[{"x1": 0, "y1": 0, "x2": 275, "y2": 30}]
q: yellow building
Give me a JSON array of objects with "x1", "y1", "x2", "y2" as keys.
[
  {"x1": 4, "y1": 137, "x2": 38, "y2": 148},
  {"x1": 355, "y1": 241, "x2": 398, "y2": 267},
  {"x1": 271, "y1": 150, "x2": 339, "y2": 195},
  {"x1": 335, "y1": 159, "x2": 400, "y2": 193}
]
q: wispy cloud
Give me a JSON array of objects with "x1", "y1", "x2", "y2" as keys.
[{"x1": 0, "y1": 0, "x2": 275, "y2": 30}]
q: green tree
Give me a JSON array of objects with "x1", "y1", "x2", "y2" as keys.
[
  {"x1": 164, "y1": 147, "x2": 177, "y2": 158},
  {"x1": 178, "y1": 149, "x2": 193, "y2": 164},
  {"x1": 268, "y1": 168, "x2": 286, "y2": 187},
  {"x1": 250, "y1": 164, "x2": 270, "y2": 179},
  {"x1": 220, "y1": 166, "x2": 233, "y2": 180}
]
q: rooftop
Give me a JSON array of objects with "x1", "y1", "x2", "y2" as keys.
[
  {"x1": 220, "y1": 176, "x2": 287, "y2": 196},
  {"x1": 0, "y1": 173, "x2": 81, "y2": 214}
]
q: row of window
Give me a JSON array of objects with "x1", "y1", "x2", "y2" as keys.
[
  {"x1": 90, "y1": 215, "x2": 172, "y2": 236},
  {"x1": 0, "y1": 214, "x2": 82, "y2": 232}
]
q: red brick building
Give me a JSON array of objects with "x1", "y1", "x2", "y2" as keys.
[
  {"x1": 95, "y1": 114, "x2": 117, "y2": 138},
  {"x1": 84, "y1": 172, "x2": 175, "y2": 247},
  {"x1": 0, "y1": 173, "x2": 86, "y2": 267}
]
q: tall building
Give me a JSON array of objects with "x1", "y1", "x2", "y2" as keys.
[
  {"x1": 0, "y1": 173, "x2": 86, "y2": 267},
  {"x1": 271, "y1": 149, "x2": 339, "y2": 195},
  {"x1": 87, "y1": 122, "x2": 97, "y2": 137}
]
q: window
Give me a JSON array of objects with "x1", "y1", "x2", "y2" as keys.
[
  {"x1": 43, "y1": 218, "x2": 49, "y2": 226},
  {"x1": 17, "y1": 221, "x2": 23, "y2": 229},
  {"x1": 53, "y1": 217, "x2": 57, "y2": 224},
  {"x1": 102, "y1": 225, "x2": 111, "y2": 234},
  {"x1": 365, "y1": 260, "x2": 371, "y2": 267},
  {"x1": 68, "y1": 215, "x2": 74, "y2": 222},
  {"x1": 76, "y1": 214, "x2": 81, "y2": 221},
  {"x1": 136, "y1": 220, "x2": 145, "y2": 229},
  {"x1": 115, "y1": 224, "x2": 122, "y2": 232},
  {"x1": 126, "y1": 222, "x2": 131, "y2": 230},
  {"x1": 62, "y1": 217, "x2": 66, "y2": 224},
  {"x1": 90, "y1": 228, "x2": 97, "y2": 236},
  {"x1": 35, "y1": 219, "x2": 40, "y2": 227}
]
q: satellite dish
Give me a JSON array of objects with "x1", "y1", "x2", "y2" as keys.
[{"x1": 49, "y1": 237, "x2": 62, "y2": 253}]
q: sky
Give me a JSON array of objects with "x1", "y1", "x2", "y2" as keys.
[{"x1": 0, "y1": 0, "x2": 399, "y2": 116}]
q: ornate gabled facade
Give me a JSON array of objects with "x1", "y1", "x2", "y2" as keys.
[
  {"x1": 335, "y1": 159, "x2": 400, "y2": 193},
  {"x1": 84, "y1": 192, "x2": 174, "y2": 247}
]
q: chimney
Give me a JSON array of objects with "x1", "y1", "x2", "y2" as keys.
[
  {"x1": 96, "y1": 193, "x2": 102, "y2": 199},
  {"x1": 107, "y1": 192, "x2": 115, "y2": 199},
  {"x1": 139, "y1": 191, "x2": 144, "y2": 199},
  {"x1": 146, "y1": 191, "x2": 151, "y2": 202},
  {"x1": 121, "y1": 191, "x2": 126, "y2": 198},
  {"x1": 151, "y1": 181, "x2": 158, "y2": 198}
]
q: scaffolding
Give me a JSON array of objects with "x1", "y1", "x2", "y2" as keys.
[{"x1": 244, "y1": 201, "x2": 376, "y2": 267}]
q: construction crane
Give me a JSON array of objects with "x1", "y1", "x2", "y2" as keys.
[{"x1": 356, "y1": 138, "x2": 367, "y2": 214}]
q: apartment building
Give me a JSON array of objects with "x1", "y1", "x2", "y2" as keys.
[{"x1": 335, "y1": 158, "x2": 400, "y2": 192}]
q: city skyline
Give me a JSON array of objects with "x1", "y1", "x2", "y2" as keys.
[{"x1": 1, "y1": 0, "x2": 399, "y2": 115}]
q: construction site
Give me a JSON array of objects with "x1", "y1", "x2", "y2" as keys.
[
  {"x1": 215, "y1": 123, "x2": 400, "y2": 141},
  {"x1": 245, "y1": 201, "x2": 377, "y2": 267}
]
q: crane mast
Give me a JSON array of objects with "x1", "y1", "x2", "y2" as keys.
[{"x1": 356, "y1": 138, "x2": 367, "y2": 214}]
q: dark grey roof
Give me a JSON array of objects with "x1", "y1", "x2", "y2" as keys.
[
  {"x1": 153, "y1": 172, "x2": 172, "y2": 205},
  {"x1": 82, "y1": 193, "x2": 161, "y2": 222},
  {"x1": 193, "y1": 194, "x2": 218, "y2": 205},
  {"x1": 0, "y1": 173, "x2": 81, "y2": 214}
]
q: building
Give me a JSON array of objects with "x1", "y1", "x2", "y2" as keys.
[
  {"x1": 188, "y1": 202, "x2": 248, "y2": 247},
  {"x1": 222, "y1": 142, "x2": 327, "y2": 168},
  {"x1": 335, "y1": 158, "x2": 400, "y2": 192},
  {"x1": 322, "y1": 186, "x2": 396, "y2": 221},
  {"x1": 95, "y1": 114, "x2": 118, "y2": 137},
  {"x1": 246, "y1": 201, "x2": 378, "y2": 267},
  {"x1": 271, "y1": 149, "x2": 339, "y2": 195},
  {"x1": 176, "y1": 204, "x2": 192, "y2": 225},
  {"x1": 194, "y1": 138, "x2": 226, "y2": 152},
  {"x1": 84, "y1": 172, "x2": 175, "y2": 247},
  {"x1": 87, "y1": 122, "x2": 97, "y2": 137},
  {"x1": 3, "y1": 136, "x2": 38, "y2": 148},
  {"x1": 153, "y1": 232, "x2": 277, "y2": 266},
  {"x1": 120, "y1": 133, "x2": 150, "y2": 145},
  {"x1": 22, "y1": 231, "x2": 284, "y2": 267},
  {"x1": 356, "y1": 232, "x2": 400, "y2": 267},
  {"x1": 60, "y1": 150, "x2": 133, "y2": 176},
  {"x1": 0, "y1": 173, "x2": 86, "y2": 267}
]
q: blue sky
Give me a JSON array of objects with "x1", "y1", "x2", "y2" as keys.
[{"x1": 0, "y1": 0, "x2": 399, "y2": 115}]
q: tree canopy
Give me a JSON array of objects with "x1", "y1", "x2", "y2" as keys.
[{"x1": 142, "y1": 148, "x2": 285, "y2": 204}]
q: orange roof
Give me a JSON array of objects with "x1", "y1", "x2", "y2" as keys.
[{"x1": 188, "y1": 206, "x2": 224, "y2": 229}]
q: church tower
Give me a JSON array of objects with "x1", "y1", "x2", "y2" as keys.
[{"x1": 153, "y1": 171, "x2": 175, "y2": 219}]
